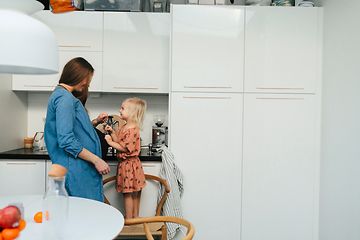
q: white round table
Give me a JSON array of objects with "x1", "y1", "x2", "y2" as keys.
[{"x1": 0, "y1": 195, "x2": 124, "y2": 240}]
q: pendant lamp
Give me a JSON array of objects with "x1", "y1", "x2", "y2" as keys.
[{"x1": 0, "y1": 0, "x2": 58, "y2": 74}]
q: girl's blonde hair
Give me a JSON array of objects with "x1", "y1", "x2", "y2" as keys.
[{"x1": 124, "y1": 97, "x2": 147, "y2": 128}]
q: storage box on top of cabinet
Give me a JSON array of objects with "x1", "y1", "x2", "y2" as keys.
[{"x1": 84, "y1": 0, "x2": 143, "y2": 12}]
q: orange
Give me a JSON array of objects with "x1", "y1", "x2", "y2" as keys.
[
  {"x1": 18, "y1": 219, "x2": 26, "y2": 231},
  {"x1": 1, "y1": 228, "x2": 20, "y2": 240},
  {"x1": 33, "y1": 211, "x2": 42, "y2": 223},
  {"x1": 0, "y1": 231, "x2": 2, "y2": 240}
]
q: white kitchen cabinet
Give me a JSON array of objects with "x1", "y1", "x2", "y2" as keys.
[
  {"x1": 12, "y1": 51, "x2": 102, "y2": 92},
  {"x1": 34, "y1": 11, "x2": 103, "y2": 52},
  {"x1": 0, "y1": 160, "x2": 46, "y2": 196},
  {"x1": 103, "y1": 161, "x2": 161, "y2": 216},
  {"x1": 103, "y1": 12, "x2": 170, "y2": 93},
  {"x1": 169, "y1": 92, "x2": 243, "y2": 240},
  {"x1": 242, "y1": 94, "x2": 320, "y2": 240},
  {"x1": 12, "y1": 11, "x2": 103, "y2": 92},
  {"x1": 244, "y1": 7, "x2": 321, "y2": 93},
  {"x1": 171, "y1": 5, "x2": 245, "y2": 93},
  {"x1": 140, "y1": 162, "x2": 162, "y2": 216}
]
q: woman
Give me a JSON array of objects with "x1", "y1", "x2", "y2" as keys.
[
  {"x1": 44, "y1": 57, "x2": 110, "y2": 202},
  {"x1": 72, "y1": 86, "x2": 110, "y2": 160}
]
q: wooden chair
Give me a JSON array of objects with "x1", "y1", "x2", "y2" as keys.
[
  {"x1": 125, "y1": 216, "x2": 195, "y2": 240},
  {"x1": 103, "y1": 174, "x2": 171, "y2": 240}
]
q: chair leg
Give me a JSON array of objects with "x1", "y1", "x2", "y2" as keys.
[{"x1": 161, "y1": 224, "x2": 167, "y2": 240}]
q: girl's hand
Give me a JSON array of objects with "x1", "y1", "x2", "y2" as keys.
[
  {"x1": 104, "y1": 125, "x2": 113, "y2": 133},
  {"x1": 104, "y1": 135, "x2": 112, "y2": 143}
]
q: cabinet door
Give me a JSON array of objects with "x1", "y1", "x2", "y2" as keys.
[
  {"x1": 103, "y1": 162, "x2": 124, "y2": 213},
  {"x1": 34, "y1": 11, "x2": 103, "y2": 51},
  {"x1": 171, "y1": 5, "x2": 245, "y2": 92},
  {"x1": 244, "y1": 7, "x2": 321, "y2": 93},
  {"x1": 169, "y1": 92, "x2": 243, "y2": 239},
  {"x1": 242, "y1": 94, "x2": 320, "y2": 240},
  {"x1": 12, "y1": 51, "x2": 102, "y2": 92},
  {"x1": 103, "y1": 12, "x2": 170, "y2": 93},
  {"x1": 140, "y1": 162, "x2": 161, "y2": 217},
  {"x1": 0, "y1": 160, "x2": 46, "y2": 196}
]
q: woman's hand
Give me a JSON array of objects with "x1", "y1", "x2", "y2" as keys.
[
  {"x1": 92, "y1": 112, "x2": 108, "y2": 126},
  {"x1": 78, "y1": 149, "x2": 110, "y2": 175},
  {"x1": 94, "y1": 158, "x2": 110, "y2": 175}
]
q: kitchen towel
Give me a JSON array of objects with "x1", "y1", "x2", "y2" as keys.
[{"x1": 158, "y1": 145, "x2": 184, "y2": 240}]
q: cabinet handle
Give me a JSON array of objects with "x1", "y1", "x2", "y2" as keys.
[
  {"x1": 113, "y1": 87, "x2": 159, "y2": 90},
  {"x1": 24, "y1": 85, "x2": 56, "y2": 88},
  {"x1": 256, "y1": 97, "x2": 304, "y2": 100},
  {"x1": 7, "y1": 162, "x2": 37, "y2": 165},
  {"x1": 184, "y1": 86, "x2": 232, "y2": 89},
  {"x1": 142, "y1": 164, "x2": 156, "y2": 167},
  {"x1": 183, "y1": 96, "x2": 231, "y2": 99},
  {"x1": 256, "y1": 87, "x2": 305, "y2": 90},
  {"x1": 58, "y1": 45, "x2": 91, "y2": 48}
]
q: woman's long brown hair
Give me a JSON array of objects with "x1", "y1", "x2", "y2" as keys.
[{"x1": 59, "y1": 57, "x2": 94, "y2": 86}]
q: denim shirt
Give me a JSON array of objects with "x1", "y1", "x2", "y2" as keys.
[{"x1": 44, "y1": 86, "x2": 103, "y2": 202}]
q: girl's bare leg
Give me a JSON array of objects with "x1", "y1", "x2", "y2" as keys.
[{"x1": 124, "y1": 193, "x2": 134, "y2": 219}]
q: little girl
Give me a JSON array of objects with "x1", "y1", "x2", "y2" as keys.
[{"x1": 104, "y1": 97, "x2": 146, "y2": 219}]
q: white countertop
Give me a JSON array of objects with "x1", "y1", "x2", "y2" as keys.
[{"x1": 0, "y1": 195, "x2": 124, "y2": 240}]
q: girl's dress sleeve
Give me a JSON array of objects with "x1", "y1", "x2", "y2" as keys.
[{"x1": 117, "y1": 128, "x2": 140, "y2": 158}]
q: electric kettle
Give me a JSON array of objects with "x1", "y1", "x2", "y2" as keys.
[{"x1": 33, "y1": 131, "x2": 46, "y2": 151}]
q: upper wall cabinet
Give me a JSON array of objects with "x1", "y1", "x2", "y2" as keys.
[
  {"x1": 12, "y1": 51, "x2": 102, "y2": 92},
  {"x1": 171, "y1": 5, "x2": 245, "y2": 93},
  {"x1": 103, "y1": 12, "x2": 170, "y2": 93},
  {"x1": 35, "y1": 11, "x2": 103, "y2": 52},
  {"x1": 244, "y1": 7, "x2": 321, "y2": 93},
  {"x1": 12, "y1": 11, "x2": 103, "y2": 92}
]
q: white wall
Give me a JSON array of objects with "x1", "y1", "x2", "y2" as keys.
[
  {"x1": 27, "y1": 92, "x2": 168, "y2": 145},
  {"x1": 320, "y1": 1, "x2": 360, "y2": 240},
  {"x1": 0, "y1": 75, "x2": 27, "y2": 152}
]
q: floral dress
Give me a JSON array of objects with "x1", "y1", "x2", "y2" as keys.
[{"x1": 116, "y1": 127, "x2": 146, "y2": 193}]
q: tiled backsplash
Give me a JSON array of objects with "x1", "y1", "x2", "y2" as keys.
[{"x1": 27, "y1": 92, "x2": 169, "y2": 145}]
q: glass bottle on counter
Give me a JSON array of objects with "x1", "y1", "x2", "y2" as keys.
[{"x1": 42, "y1": 175, "x2": 69, "y2": 239}]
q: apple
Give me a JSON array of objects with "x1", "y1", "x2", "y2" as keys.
[{"x1": 0, "y1": 205, "x2": 21, "y2": 228}]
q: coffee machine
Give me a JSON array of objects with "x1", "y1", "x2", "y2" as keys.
[
  {"x1": 152, "y1": 115, "x2": 168, "y2": 149},
  {"x1": 152, "y1": 126, "x2": 168, "y2": 148}
]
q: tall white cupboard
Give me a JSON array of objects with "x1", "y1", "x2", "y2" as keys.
[
  {"x1": 170, "y1": 5, "x2": 245, "y2": 239},
  {"x1": 169, "y1": 5, "x2": 322, "y2": 240}
]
